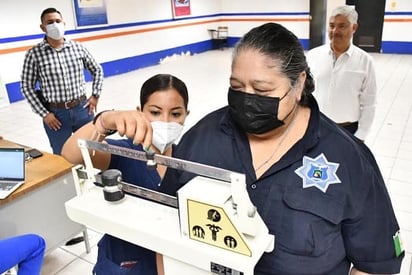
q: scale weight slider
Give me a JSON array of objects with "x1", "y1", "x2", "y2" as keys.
[{"x1": 101, "y1": 169, "x2": 125, "y2": 202}]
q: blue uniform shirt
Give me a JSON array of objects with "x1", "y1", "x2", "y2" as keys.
[
  {"x1": 93, "y1": 139, "x2": 159, "y2": 275},
  {"x1": 107, "y1": 139, "x2": 161, "y2": 190},
  {"x1": 160, "y1": 95, "x2": 403, "y2": 275}
]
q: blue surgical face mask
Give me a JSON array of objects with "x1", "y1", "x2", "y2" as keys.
[{"x1": 227, "y1": 87, "x2": 292, "y2": 134}]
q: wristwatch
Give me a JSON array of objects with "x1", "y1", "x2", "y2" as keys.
[{"x1": 92, "y1": 94, "x2": 100, "y2": 99}]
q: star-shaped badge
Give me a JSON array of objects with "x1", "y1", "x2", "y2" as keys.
[{"x1": 294, "y1": 153, "x2": 341, "y2": 193}]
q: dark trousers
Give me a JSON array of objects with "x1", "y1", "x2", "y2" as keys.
[
  {"x1": 338, "y1": 121, "x2": 358, "y2": 135},
  {"x1": 93, "y1": 234, "x2": 157, "y2": 275}
]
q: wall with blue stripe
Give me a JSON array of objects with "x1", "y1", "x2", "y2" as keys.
[{"x1": 0, "y1": 0, "x2": 411, "y2": 104}]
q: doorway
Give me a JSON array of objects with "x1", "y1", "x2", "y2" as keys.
[
  {"x1": 309, "y1": 0, "x2": 327, "y2": 50},
  {"x1": 351, "y1": 0, "x2": 386, "y2": 52}
]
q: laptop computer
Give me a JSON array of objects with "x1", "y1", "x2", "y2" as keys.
[{"x1": 0, "y1": 147, "x2": 25, "y2": 199}]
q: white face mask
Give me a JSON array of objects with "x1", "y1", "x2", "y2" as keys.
[
  {"x1": 46, "y1": 22, "x2": 65, "y2": 40},
  {"x1": 151, "y1": 121, "x2": 184, "y2": 154}
]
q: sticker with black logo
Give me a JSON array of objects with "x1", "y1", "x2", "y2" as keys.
[{"x1": 210, "y1": 262, "x2": 243, "y2": 275}]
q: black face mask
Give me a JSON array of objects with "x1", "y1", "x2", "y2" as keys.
[{"x1": 228, "y1": 87, "x2": 291, "y2": 134}]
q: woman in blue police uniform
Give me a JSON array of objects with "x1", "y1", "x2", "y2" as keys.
[{"x1": 159, "y1": 23, "x2": 404, "y2": 274}]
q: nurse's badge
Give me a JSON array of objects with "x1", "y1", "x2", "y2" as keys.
[{"x1": 295, "y1": 153, "x2": 341, "y2": 193}]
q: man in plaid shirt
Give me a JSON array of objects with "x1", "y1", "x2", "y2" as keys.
[{"x1": 21, "y1": 7, "x2": 104, "y2": 155}]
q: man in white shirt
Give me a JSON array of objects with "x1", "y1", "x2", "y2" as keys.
[{"x1": 306, "y1": 5, "x2": 377, "y2": 141}]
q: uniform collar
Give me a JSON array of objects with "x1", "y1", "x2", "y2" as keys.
[
  {"x1": 303, "y1": 94, "x2": 321, "y2": 149},
  {"x1": 257, "y1": 95, "x2": 320, "y2": 178},
  {"x1": 219, "y1": 107, "x2": 238, "y2": 137},
  {"x1": 218, "y1": 96, "x2": 321, "y2": 179}
]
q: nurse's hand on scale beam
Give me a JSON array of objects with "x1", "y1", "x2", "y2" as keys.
[{"x1": 93, "y1": 109, "x2": 153, "y2": 150}]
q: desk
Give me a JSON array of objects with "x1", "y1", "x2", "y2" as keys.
[{"x1": 0, "y1": 138, "x2": 88, "y2": 253}]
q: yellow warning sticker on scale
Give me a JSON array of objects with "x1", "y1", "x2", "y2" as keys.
[{"x1": 187, "y1": 199, "x2": 251, "y2": 256}]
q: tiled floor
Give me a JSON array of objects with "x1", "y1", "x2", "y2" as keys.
[{"x1": 1, "y1": 49, "x2": 412, "y2": 274}]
